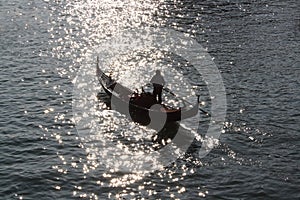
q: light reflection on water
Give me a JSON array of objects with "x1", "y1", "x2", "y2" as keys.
[
  {"x1": 49, "y1": 0, "x2": 209, "y2": 197},
  {"x1": 45, "y1": 0, "x2": 271, "y2": 199},
  {"x1": 72, "y1": 50, "x2": 204, "y2": 187}
]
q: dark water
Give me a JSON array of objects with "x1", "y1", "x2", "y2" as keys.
[{"x1": 1, "y1": 0, "x2": 299, "y2": 199}]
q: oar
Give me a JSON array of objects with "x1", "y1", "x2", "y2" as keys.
[{"x1": 163, "y1": 88, "x2": 210, "y2": 116}]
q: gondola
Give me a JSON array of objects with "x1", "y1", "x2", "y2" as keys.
[{"x1": 96, "y1": 59, "x2": 199, "y2": 125}]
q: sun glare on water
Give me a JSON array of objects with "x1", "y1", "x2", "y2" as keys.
[{"x1": 45, "y1": 0, "x2": 226, "y2": 199}]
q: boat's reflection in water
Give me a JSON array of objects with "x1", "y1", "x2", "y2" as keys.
[
  {"x1": 97, "y1": 92, "x2": 195, "y2": 151},
  {"x1": 151, "y1": 122, "x2": 180, "y2": 149}
]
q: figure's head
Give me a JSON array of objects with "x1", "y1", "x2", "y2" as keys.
[{"x1": 156, "y1": 70, "x2": 161, "y2": 74}]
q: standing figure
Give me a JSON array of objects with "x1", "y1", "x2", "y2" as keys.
[{"x1": 150, "y1": 70, "x2": 165, "y2": 104}]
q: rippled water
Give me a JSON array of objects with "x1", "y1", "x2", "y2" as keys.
[{"x1": 1, "y1": 0, "x2": 299, "y2": 199}]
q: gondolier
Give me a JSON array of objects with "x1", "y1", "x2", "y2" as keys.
[{"x1": 150, "y1": 70, "x2": 165, "y2": 104}]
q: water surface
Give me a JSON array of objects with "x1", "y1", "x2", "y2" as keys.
[{"x1": 0, "y1": 0, "x2": 299, "y2": 199}]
